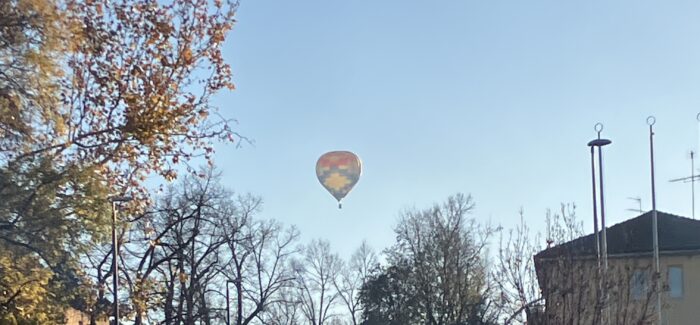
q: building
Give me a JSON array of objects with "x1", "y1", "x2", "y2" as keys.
[
  {"x1": 534, "y1": 211, "x2": 700, "y2": 325},
  {"x1": 65, "y1": 308, "x2": 109, "y2": 325}
]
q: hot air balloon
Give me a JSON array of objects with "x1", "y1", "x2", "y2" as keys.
[{"x1": 316, "y1": 151, "x2": 362, "y2": 208}]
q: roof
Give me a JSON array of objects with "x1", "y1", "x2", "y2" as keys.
[{"x1": 535, "y1": 211, "x2": 700, "y2": 260}]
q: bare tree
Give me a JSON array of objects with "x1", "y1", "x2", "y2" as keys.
[
  {"x1": 535, "y1": 206, "x2": 657, "y2": 325},
  {"x1": 257, "y1": 287, "x2": 302, "y2": 325},
  {"x1": 492, "y1": 209, "x2": 543, "y2": 324},
  {"x1": 392, "y1": 193, "x2": 496, "y2": 325},
  {"x1": 221, "y1": 194, "x2": 300, "y2": 325},
  {"x1": 149, "y1": 169, "x2": 230, "y2": 325},
  {"x1": 494, "y1": 204, "x2": 656, "y2": 325},
  {"x1": 81, "y1": 241, "x2": 115, "y2": 325},
  {"x1": 333, "y1": 241, "x2": 377, "y2": 325},
  {"x1": 82, "y1": 169, "x2": 231, "y2": 325},
  {"x1": 81, "y1": 167, "x2": 306, "y2": 325},
  {"x1": 294, "y1": 239, "x2": 342, "y2": 325}
]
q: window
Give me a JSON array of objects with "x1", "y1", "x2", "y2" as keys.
[
  {"x1": 630, "y1": 269, "x2": 649, "y2": 300},
  {"x1": 669, "y1": 266, "x2": 683, "y2": 298}
]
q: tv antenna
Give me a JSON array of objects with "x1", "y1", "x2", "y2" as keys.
[
  {"x1": 668, "y1": 112, "x2": 700, "y2": 219},
  {"x1": 669, "y1": 151, "x2": 698, "y2": 219},
  {"x1": 626, "y1": 196, "x2": 643, "y2": 214}
]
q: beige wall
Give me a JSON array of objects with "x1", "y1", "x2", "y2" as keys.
[
  {"x1": 538, "y1": 253, "x2": 700, "y2": 325},
  {"x1": 660, "y1": 254, "x2": 700, "y2": 325},
  {"x1": 64, "y1": 308, "x2": 108, "y2": 325},
  {"x1": 539, "y1": 257, "x2": 655, "y2": 324}
]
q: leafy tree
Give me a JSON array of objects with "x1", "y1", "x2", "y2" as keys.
[
  {"x1": 0, "y1": 243, "x2": 62, "y2": 324},
  {"x1": 359, "y1": 261, "x2": 422, "y2": 325},
  {"x1": 0, "y1": 160, "x2": 108, "y2": 324},
  {"x1": 4, "y1": 0, "x2": 239, "y2": 190},
  {"x1": 0, "y1": 0, "x2": 240, "y2": 321},
  {"x1": 0, "y1": 0, "x2": 69, "y2": 150}
]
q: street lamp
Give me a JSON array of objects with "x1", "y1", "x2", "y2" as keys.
[
  {"x1": 588, "y1": 123, "x2": 612, "y2": 324},
  {"x1": 109, "y1": 196, "x2": 132, "y2": 325}
]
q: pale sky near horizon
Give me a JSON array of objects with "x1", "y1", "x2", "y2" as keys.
[{"x1": 208, "y1": 0, "x2": 700, "y2": 258}]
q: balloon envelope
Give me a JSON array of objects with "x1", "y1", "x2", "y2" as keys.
[{"x1": 316, "y1": 151, "x2": 362, "y2": 205}]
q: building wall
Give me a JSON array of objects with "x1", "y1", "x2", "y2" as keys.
[
  {"x1": 64, "y1": 308, "x2": 109, "y2": 325},
  {"x1": 661, "y1": 254, "x2": 700, "y2": 325},
  {"x1": 538, "y1": 253, "x2": 700, "y2": 325}
]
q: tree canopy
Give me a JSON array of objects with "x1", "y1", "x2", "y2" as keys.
[
  {"x1": 0, "y1": 0, "x2": 239, "y2": 321},
  {"x1": 360, "y1": 194, "x2": 497, "y2": 325}
]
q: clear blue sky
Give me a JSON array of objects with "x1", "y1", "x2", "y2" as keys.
[{"x1": 211, "y1": 0, "x2": 700, "y2": 258}]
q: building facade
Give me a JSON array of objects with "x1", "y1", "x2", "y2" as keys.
[{"x1": 535, "y1": 211, "x2": 700, "y2": 325}]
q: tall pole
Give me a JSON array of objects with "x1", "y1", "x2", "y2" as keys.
[
  {"x1": 109, "y1": 196, "x2": 132, "y2": 325},
  {"x1": 692, "y1": 151, "x2": 695, "y2": 219},
  {"x1": 648, "y1": 116, "x2": 662, "y2": 324},
  {"x1": 590, "y1": 145, "x2": 604, "y2": 324},
  {"x1": 590, "y1": 146, "x2": 601, "y2": 267},
  {"x1": 112, "y1": 201, "x2": 119, "y2": 325},
  {"x1": 598, "y1": 144, "x2": 609, "y2": 272},
  {"x1": 597, "y1": 138, "x2": 611, "y2": 325},
  {"x1": 668, "y1": 151, "x2": 698, "y2": 218},
  {"x1": 588, "y1": 123, "x2": 612, "y2": 324},
  {"x1": 696, "y1": 112, "x2": 700, "y2": 218}
]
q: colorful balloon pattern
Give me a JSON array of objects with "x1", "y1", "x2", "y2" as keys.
[{"x1": 316, "y1": 151, "x2": 362, "y2": 208}]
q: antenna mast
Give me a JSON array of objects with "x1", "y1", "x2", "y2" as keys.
[
  {"x1": 667, "y1": 112, "x2": 700, "y2": 219},
  {"x1": 669, "y1": 151, "x2": 697, "y2": 219},
  {"x1": 647, "y1": 116, "x2": 662, "y2": 324}
]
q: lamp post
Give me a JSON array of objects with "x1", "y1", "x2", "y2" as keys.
[
  {"x1": 588, "y1": 124, "x2": 612, "y2": 271},
  {"x1": 588, "y1": 123, "x2": 612, "y2": 324},
  {"x1": 110, "y1": 196, "x2": 132, "y2": 325}
]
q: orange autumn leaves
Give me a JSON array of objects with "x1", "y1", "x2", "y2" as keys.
[{"x1": 11, "y1": 0, "x2": 241, "y2": 204}]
